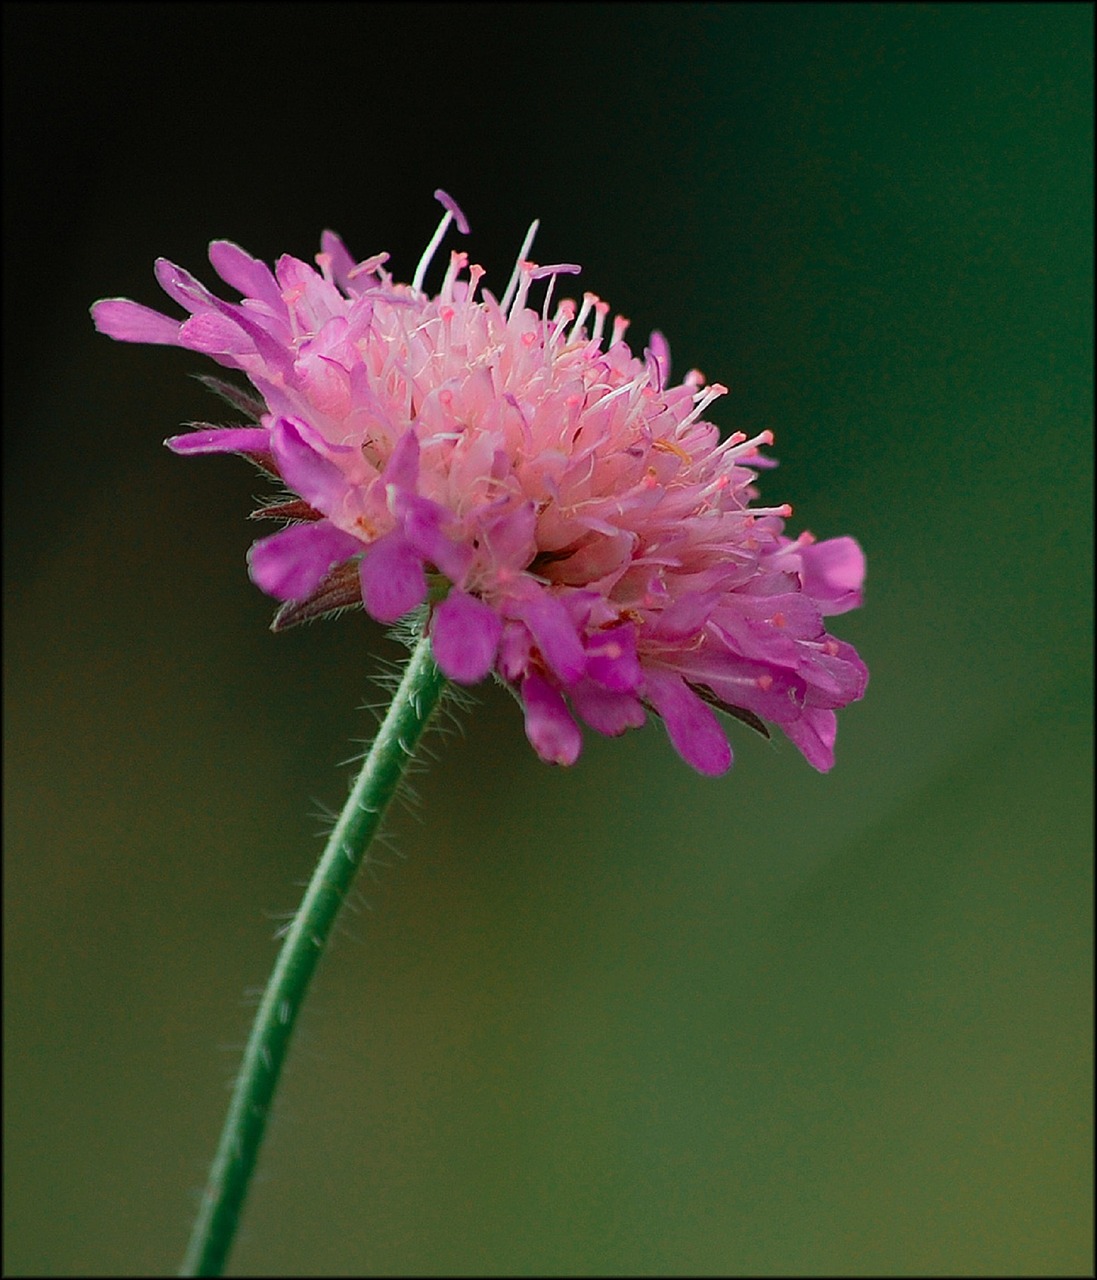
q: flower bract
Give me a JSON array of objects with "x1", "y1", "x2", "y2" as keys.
[{"x1": 92, "y1": 191, "x2": 868, "y2": 775}]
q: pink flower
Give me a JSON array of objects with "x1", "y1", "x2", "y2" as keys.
[{"x1": 92, "y1": 191, "x2": 868, "y2": 775}]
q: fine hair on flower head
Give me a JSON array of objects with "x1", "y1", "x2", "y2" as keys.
[{"x1": 92, "y1": 190, "x2": 868, "y2": 776}]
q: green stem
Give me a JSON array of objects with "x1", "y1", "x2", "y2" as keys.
[{"x1": 181, "y1": 634, "x2": 447, "y2": 1277}]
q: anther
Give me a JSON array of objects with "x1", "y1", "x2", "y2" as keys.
[{"x1": 413, "y1": 191, "x2": 470, "y2": 295}]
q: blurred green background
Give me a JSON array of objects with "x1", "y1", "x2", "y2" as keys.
[{"x1": 4, "y1": 3, "x2": 1092, "y2": 1274}]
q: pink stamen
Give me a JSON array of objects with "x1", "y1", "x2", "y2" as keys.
[
  {"x1": 500, "y1": 219, "x2": 540, "y2": 314},
  {"x1": 348, "y1": 252, "x2": 390, "y2": 280}
]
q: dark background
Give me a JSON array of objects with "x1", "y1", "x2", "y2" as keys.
[{"x1": 4, "y1": 3, "x2": 1092, "y2": 1274}]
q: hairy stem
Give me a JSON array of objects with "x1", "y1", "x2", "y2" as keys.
[{"x1": 181, "y1": 635, "x2": 447, "y2": 1276}]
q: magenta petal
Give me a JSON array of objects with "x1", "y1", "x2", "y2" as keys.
[
  {"x1": 208, "y1": 240, "x2": 283, "y2": 311},
  {"x1": 270, "y1": 418, "x2": 351, "y2": 514},
  {"x1": 800, "y1": 537, "x2": 865, "y2": 615},
  {"x1": 320, "y1": 230, "x2": 357, "y2": 292},
  {"x1": 430, "y1": 591, "x2": 502, "y2": 683},
  {"x1": 515, "y1": 593, "x2": 586, "y2": 684},
  {"x1": 154, "y1": 257, "x2": 217, "y2": 313},
  {"x1": 396, "y1": 493, "x2": 472, "y2": 582},
  {"x1": 570, "y1": 680, "x2": 646, "y2": 736},
  {"x1": 358, "y1": 534, "x2": 427, "y2": 623},
  {"x1": 585, "y1": 623, "x2": 641, "y2": 692},
  {"x1": 382, "y1": 429, "x2": 420, "y2": 491},
  {"x1": 178, "y1": 311, "x2": 255, "y2": 356},
  {"x1": 644, "y1": 669, "x2": 732, "y2": 776},
  {"x1": 785, "y1": 707, "x2": 838, "y2": 773},
  {"x1": 521, "y1": 673, "x2": 582, "y2": 766},
  {"x1": 247, "y1": 521, "x2": 362, "y2": 602},
  {"x1": 649, "y1": 590, "x2": 720, "y2": 642},
  {"x1": 91, "y1": 298, "x2": 181, "y2": 345},
  {"x1": 166, "y1": 427, "x2": 270, "y2": 455},
  {"x1": 647, "y1": 329, "x2": 670, "y2": 388}
]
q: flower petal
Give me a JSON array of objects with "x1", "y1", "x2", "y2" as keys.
[
  {"x1": 799, "y1": 536, "x2": 865, "y2": 615},
  {"x1": 644, "y1": 668, "x2": 732, "y2": 776},
  {"x1": 395, "y1": 493, "x2": 472, "y2": 582},
  {"x1": 208, "y1": 240, "x2": 284, "y2": 311},
  {"x1": 91, "y1": 298, "x2": 181, "y2": 345},
  {"x1": 521, "y1": 673, "x2": 581, "y2": 766},
  {"x1": 584, "y1": 623, "x2": 641, "y2": 692},
  {"x1": 430, "y1": 590, "x2": 502, "y2": 683},
  {"x1": 784, "y1": 707, "x2": 838, "y2": 773},
  {"x1": 320, "y1": 229, "x2": 358, "y2": 293},
  {"x1": 570, "y1": 680, "x2": 646, "y2": 736},
  {"x1": 513, "y1": 592, "x2": 586, "y2": 684},
  {"x1": 381, "y1": 429, "x2": 420, "y2": 491},
  {"x1": 247, "y1": 521, "x2": 361, "y2": 602},
  {"x1": 165, "y1": 427, "x2": 271, "y2": 455},
  {"x1": 358, "y1": 534, "x2": 426, "y2": 623},
  {"x1": 178, "y1": 311, "x2": 256, "y2": 357},
  {"x1": 270, "y1": 418, "x2": 352, "y2": 514}
]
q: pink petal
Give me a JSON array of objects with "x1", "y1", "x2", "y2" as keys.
[
  {"x1": 247, "y1": 521, "x2": 362, "y2": 602},
  {"x1": 91, "y1": 298, "x2": 181, "y2": 345},
  {"x1": 521, "y1": 673, "x2": 581, "y2": 766},
  {"x1": 430, "y1": 591, "x2": 502, "y2": 683},
  {"x1": 358, "y1": 534, "x2": 426, "y2": 623},
  {"x1": 644, "y1": 668, "x2": 732, "y2": 776}
]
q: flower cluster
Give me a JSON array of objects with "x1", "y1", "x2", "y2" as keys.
[{"x1": 92, "y1": 191, "x2": 867, "y2": 775}]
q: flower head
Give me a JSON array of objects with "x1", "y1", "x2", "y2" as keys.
[{"x1": 92, "y1": 191, "x2": 867, "y2": 774}]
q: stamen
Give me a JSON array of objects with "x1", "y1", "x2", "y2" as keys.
[
  {"x1": 678, "y1": 383, "x2": 728, "y2": 430},
  {"x1": 541, "y1": 271, "x2": 557, "y2": 331},
  {"x1": 412, "y1": 191, "x2": 470, "y2": 295},
  {"x1": 466, "y1": 263, "x2": 486, "y2": 301},
  {"x1": 713, "y1": 428, "x2": 772, "y2": 460},
  {"x1": 570, "y1": 292, "x2": 598, "y2": 342},
  {"x1": 500, "y1": 219, "x2": 540, "y2": 314},
  {"x1": 532, "y1": 265, "x2": 581, "y2": 333},
  {"x1": 433, "y1": 189, "x2": 470, "y2": 235},
  {"x1": 743, "y1": 503, "x2": 793, "y2": 518},
  {"x1": 440, "y1": 250, "x2": 469, "y2": 303},
  {"x1": 590, "y1": 299, "x2": 611, "y2": 346},
  {"x1": 550, "y1": 298, "x2": 577, "y2": 343},
  {"x1": 530, "y1": 263, "x2": 582, "y2": 281},
  {"x1": 508, "y1": 262, "x2": 536, "y2": 319},
  {"x1": 348, "y1": 252, "x2": 390, "y2": 281}
]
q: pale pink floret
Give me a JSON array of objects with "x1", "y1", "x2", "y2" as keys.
[{"x1": 92, "y1": 191, "x2": 867, "y2": 774}]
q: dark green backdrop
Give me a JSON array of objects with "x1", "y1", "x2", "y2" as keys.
[{"x1": 4, "y1": 4, "x2": 1092, "y2": 1274}]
